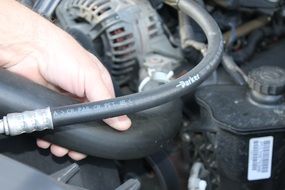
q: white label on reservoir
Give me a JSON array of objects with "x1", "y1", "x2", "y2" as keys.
[{"x1": 248, "y1": 136, "x2": 273, "y2": 181}]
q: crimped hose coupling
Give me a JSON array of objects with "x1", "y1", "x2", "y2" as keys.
[{"x1": 0, "y1": 107, "x2": 53, "y2": 136}]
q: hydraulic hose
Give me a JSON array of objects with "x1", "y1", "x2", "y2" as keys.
[
  {"x1": 0, "y1": 0, "x2": 223, "y2": 135},
  {"x1": 0, "y1": 69, "x2": 182, "y2": 159},
  {"x1": 51, "y1": 0, "x2": 223, "y2": 126}
]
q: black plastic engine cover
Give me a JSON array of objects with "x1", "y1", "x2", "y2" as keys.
[
  {"x1": 0, "y1": 155, "x2": 65, "y2": 190},
  {"x1": 195, "y1": 85, "x2": 285, "y2": 134},
  {"x1": 195, "y1": 85, "x2": 285, "y2": 190}
]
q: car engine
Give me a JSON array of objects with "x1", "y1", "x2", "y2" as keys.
[{"x1": 1, "y1": 0, "x2": 285, "y2": 189}]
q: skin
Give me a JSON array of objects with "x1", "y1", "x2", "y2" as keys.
[{"x1": 0, "y1": 1, "x2": 132, "y2": 160}]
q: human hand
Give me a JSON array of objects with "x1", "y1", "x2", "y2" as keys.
[{"x1": 0, "y1": 1, "x2": 131, "y2": 160}]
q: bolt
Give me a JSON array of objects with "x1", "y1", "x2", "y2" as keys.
[
  {"x1": 181, "y1": 133, "x2": 191, "y2": 142},
  {"x1": 206, "y1": 144, "x2": 213, "y2": 150}
]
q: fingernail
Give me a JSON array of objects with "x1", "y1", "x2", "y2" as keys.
[
  {"x1": 36, "y1": 139, "x2": 51, "y2": 149},
  {"x1": 68, "y1": 151, "x2": 87, "y2": 161},
  {"x1": 50, "y1": 145, "x2": 69, "y2": 157}
]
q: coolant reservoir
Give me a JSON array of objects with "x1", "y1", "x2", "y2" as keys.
[{"x1": 195, "y1": 66, "x2": 285, "y2": 190}]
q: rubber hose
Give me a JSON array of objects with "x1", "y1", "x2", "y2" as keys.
[
  {"x1": 232, "y1": 26, "x2": 285, "y2": 63},
  {"x1": 50, "y1": 0, "x2": 223, "y2": 127},
  {"x1": 232, "y1": 28, "x2": 272, "y2": 63},
  {"x1": 0, "y1": 70, "x2": 182, "y2": 160},
  {"x1": 0, "y1": 0, "x2": 222, "y2": 159}
]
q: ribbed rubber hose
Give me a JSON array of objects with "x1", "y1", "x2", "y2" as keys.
[{"x1": 51, "y1": 0, "x2": 224, "y2": 127}]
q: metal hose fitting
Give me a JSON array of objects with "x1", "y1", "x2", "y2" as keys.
[{"x1": 0, "y1": 107, "x2": 53, "y2": 136}]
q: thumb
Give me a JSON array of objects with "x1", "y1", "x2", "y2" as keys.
[{"x1": 83, "y1": 62, "x2": 132, "y2": 131}]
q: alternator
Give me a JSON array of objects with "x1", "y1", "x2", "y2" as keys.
[{"x1": 56, "y1": 0, "x2": 180, "y2": 85}]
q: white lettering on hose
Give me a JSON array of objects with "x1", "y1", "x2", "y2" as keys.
[{"x1": 176, "y1": 74, "x2": 200, "y2": 88}]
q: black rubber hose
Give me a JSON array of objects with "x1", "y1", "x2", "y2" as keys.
[
  {"x1": 50, "y1": 0, "x2": 223, "y2": 127},
  {"x1": 232, "y1": 28, "x2": 272, "y2": 63},
  {"x1": 0, "y1": 70, "x2": 182, "y2": 160},
  {"x1": 232, "y1": 25, "x2": 285, "y2": 63},
  {"x1": 0, "y1": 0, "x2": 222, "y2": 159}
]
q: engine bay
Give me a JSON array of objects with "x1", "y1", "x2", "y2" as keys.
[{"x1": 2, "y1": 0, "x2": 285, "y2": 189}]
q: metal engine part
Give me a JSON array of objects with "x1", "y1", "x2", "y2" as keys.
[
  {"x1": 188, "y1": 162, "x2": 208, "y2": 190},
  {"x1": 9, "y1": 0, "x2": 285, "y2": 190},
  {"x1": 138, "y1": 54, "x2": 178, "y2": 92},
  {"x1": 56, "y1": 0, "x2": 181, "y2": 85}
]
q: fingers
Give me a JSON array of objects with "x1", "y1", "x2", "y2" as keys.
[
  {"x1": 87, "y1": 52, "x2": 115, "y2": 97},
  {"x1": 103, "y1": 116, "x2": 132, "y2": 131},
  {"x1": 36, "y1": 139, "x2": 51, "y2": 149},
  {"x1": 68, "y1": 151, "x2": 87, "y2": 161},
  {"x1": 50, "y1": 144, "x2": 69, "y2": 157},
  {"x1": 83, "y1": 61, "x2": 132, "y2": 130},
  {"x1": 37, "y1": 139, "x2": 87, "y2": 160},
  {"x1": 87, "y1": 54, "x2": 132, "y2": 130}
]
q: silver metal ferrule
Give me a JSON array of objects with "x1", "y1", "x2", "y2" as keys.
[{"x1": 0, "y1": 107, "x2": 53, "y2": 136}]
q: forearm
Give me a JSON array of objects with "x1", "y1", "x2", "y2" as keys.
[
  {"x1": 0, "y1": 1, "x2": 46, "y2": 43},
  {"x1": 0, "y1": 1, "x2": 60, "y2": 66}
]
